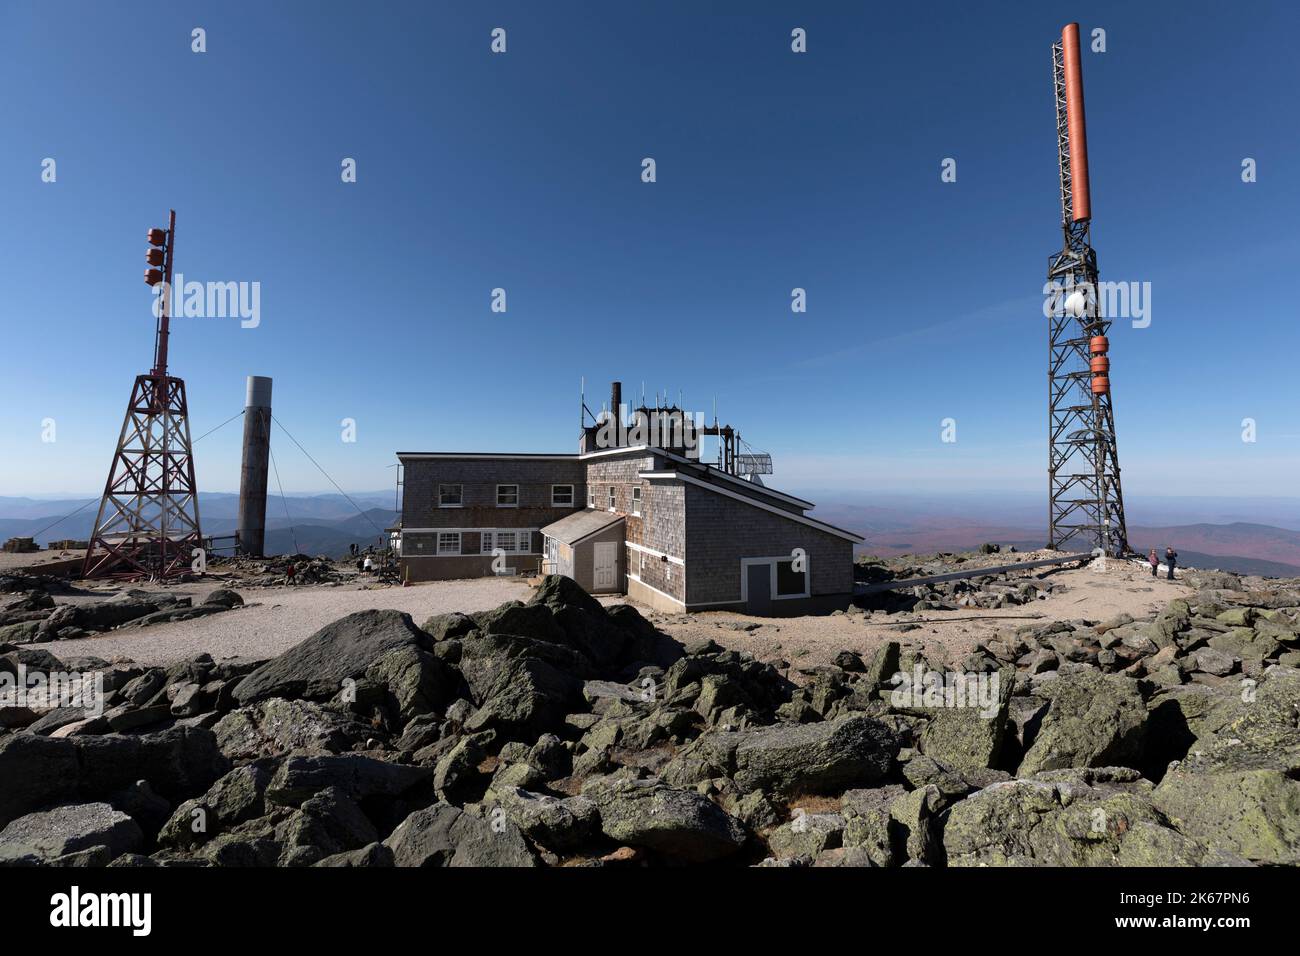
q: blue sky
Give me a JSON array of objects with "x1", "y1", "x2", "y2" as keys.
[{"x1": 2, "y1": 1, "x2": 1296, "y2": 505}]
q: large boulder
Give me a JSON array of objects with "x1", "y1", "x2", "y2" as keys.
[
  {"x1": 383, "y1": 802, "x2": 538, "y2": 867},
  {"x1": 0, "y1": 727, "x2": 229, "y2": 826},
  {"x1": 0, "y1": 802, "x2": 143, "y2": 865},
  {"x1": 457, "y1": 634, "x2": 585, "y2": 740},
  {"x1": 0, "y1": 734, "x2": 79, "y2": 827},
  {"x1": 157, "y1": 765, "x2": 272, "y2": 849},
  {"x1": 212, "y1": 698, "x2": 373, "y2": 762},
  {"x1": 1016, "y1": 670, "x2": 1147, "y2": 777},
  {"x1": 584, "y1": 777, "x2": 747, "y2": 862},
  {"x1": 1153, "y1": 767, "x2": 1300, "y2": 865},
  {"x1": 365, "y1": 645, "x2": 454, "y2": 725},
  {"x1": 266, "y1": 753, "x2": 433, "y2": 806},
  {"x1": 487, "y1": 786, "x2": 599, "y2": 853},
  {"x1": 894, "y1": 667, "x2": 1014, "y2": 770},
  {"x1": 943, "y1": 768, "x2": 1172, "y2": 866},
  {"x1": 732, "y1": 715, "x2": 899, "y2": 796},
  {"x1": 1149, "y1": 667, "x2": 1300, "y2": 864},
  {"x1": 70, "y1": 727, "x2": 230, "y2": 805},
  {"x1": 233, "y1": 610, "x2": 430, "y2": 704}
]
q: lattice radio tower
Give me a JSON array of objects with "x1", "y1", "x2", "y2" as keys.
[
  {"x1": 1046, "y1": 24, "x2": 1129, "y2": 556},
  {"x1": 83, "y1": 211, "x2": 203, "y2": 579}
]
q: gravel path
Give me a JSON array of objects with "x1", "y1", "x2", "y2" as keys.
[{"x1": 47, "y1": 578, "x2": 534, "y2": 665}]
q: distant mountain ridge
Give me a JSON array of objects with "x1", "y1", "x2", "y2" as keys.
[
  {"x1": 0, "y1": 493, "x2": 395, "y2": 559},
  {"x1": 805, "y1": 500, "x2": 1300, "y2": 578},
  {"x1": 5, "y1": 492, "x2": 1300, "y2": 574}
]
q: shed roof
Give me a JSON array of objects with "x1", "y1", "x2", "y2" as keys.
[{"x1": 540, "y1": 509, "x2": 626, "y2": 547}]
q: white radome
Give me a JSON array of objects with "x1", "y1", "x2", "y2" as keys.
[{"x1": 1063, "y1": 290, "x2": 1088, "y2": 317}]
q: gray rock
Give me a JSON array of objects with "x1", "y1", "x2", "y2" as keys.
[
  {"x1": 234, "y1": 610, "x2": 431, "y2": 704},
  {"x1": 584, "y1": 777, "x2": 747, "y2": 862},
  {"x1": 158, "y1": 765, "x2": 271, "y2": 848},
  {"x1": 383, "y1": 802, "x2": 538, "y2": 867},
  {"x1": 0, "y1": 802, "x2": 143, "y2": 864},
  {"x1": 732, "y1": 715, "x2": 898, "y2": 796},
  {"x1": 212, "y1": 698, "x2": 372, "y2": 762},
  {"x1": 267, "y1": 753, "x2": 433, "y2": 806},
  {"x1": 314, "y1": 842, "x2": 394, "y2": 867},
  {"x1": 488, "y1": 786, "x2": 599, "y2": 852},
  {"x1": 1016, "y1": 670, "x2": 1147, "y2": 777},
  {"x1": 365, "y1": 645, "x2": 453, "y2": 725},
  {"x1": 943, "y1": 771, "x2": 1167, "y2": 866}
]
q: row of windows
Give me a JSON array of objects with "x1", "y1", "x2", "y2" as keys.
[
  {"x1": 587, "y1": 484, "x2": 643, "y2": 516},
  {"x1": 439, "y1": 484, "x2": 575, "y2": 508},
  {"x1": 405, "y1": 530, "x2": 537, "y2": 556},
  {"x1": 481, "y1": 530, "x2": 531, "y2": 554}
]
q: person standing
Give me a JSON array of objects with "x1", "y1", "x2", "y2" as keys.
[
  {"x1": 1164, "y1": 547, "x2": 1178, "y2": 580},
  {"x1": 1148, "y1": 548, "x2": 1159, "y2": 577},
  {"x1": 363, "y1": 555, "x2": 374, "y2": 575}
]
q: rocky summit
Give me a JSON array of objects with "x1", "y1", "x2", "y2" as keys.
[{"x1": 2, "y1": 571, "x2": 1298, "y2": 867}]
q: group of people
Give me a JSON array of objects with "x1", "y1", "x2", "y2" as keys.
[
  {"x1": 1148, "y1": 546, "x2": 1178, "y2": 580},
  {"x1": 350, "y1": 542, "x2": 393, "y2": 577}
]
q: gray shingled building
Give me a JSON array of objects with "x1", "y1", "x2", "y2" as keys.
[{"x1": 394, "y1": 387, "x2": 861, "y2": 615}]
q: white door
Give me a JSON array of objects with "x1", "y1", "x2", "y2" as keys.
[{"x1": 593, "y1": 541, "x2": 617, "y2": 590}]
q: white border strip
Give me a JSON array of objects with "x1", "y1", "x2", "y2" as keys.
[{"x1": 625, "y1": 540, "x2": 685, "y2": 567}]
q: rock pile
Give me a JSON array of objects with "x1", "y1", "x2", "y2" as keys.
[
  {"x1": 1, "y1": 571, "x2": 1298, "y2": 867},
  {"x1": 0, "y1": 585, "x2": 243, "y2": 645}
]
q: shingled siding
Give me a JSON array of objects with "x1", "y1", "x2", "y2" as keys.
[
  {"x1": 399, "y1": 456, "x2": 583, "y2": 581},
  {"x1": 401, "y1": 457, "x2": 585, "y2": 530},
  {"x1": 683, "y1": 483, "x2": 853, "y2": 607},
  {"x1": 583, "y1": 453, "x2": 657, "y2": 515},
  {"x1": 629, "y1": 479, "x2": 686, "y2": 604}
]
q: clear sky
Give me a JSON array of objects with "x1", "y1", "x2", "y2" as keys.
[{"x1": 2, "y1": 1, "x2": 1296, "y2": 503}]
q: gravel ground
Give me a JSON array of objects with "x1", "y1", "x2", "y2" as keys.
[
  {"x1": 39, "y1": 558, "x2": 1192, "y2": 675},
  {"x1": 633, "y1": 558, "x2": 1193, "y2": 680},
  {"x1": 47, "y1": 577, "x2": 534, "y2": 665}
]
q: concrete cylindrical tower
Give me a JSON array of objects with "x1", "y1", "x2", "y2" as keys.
[{"x1": 237, "y1": 376, "x2": 273, "y2": 557}]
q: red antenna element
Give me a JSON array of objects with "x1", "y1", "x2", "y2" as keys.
[
  {"x1": 1060, "y1": 24, "x2": 1092, "y2": 222},
  {"x1": 149, "y1": 210, "x2": 176, "y2": 378}
]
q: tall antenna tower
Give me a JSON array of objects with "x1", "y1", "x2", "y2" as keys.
[
  {"x1": 1046, "y1": 24, "x2": 1128, "y2": 556},
  {"x1": 83, "y1": 211, "x2": 203, "y2": 579}
]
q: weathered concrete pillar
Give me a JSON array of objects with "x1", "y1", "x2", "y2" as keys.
[{"x1": 237, "y1": 376, "x2": 273, "y2": 557}]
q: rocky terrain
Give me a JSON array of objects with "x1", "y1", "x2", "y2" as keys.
[{"x1": 1, "y1": 569, "x2": 1298, "y2": 868}]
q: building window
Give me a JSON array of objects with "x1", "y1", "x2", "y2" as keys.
[
  {"x1": 608, "y1": 486, "x2": 616, "y2": 511},
  {"x1": 481, "y1": 530, "x2": 531, "y2": 553},
  {"x1": 588, "y1": 487, "x2": 595, "y2": 508},
  {"x1": 631, "y1": 486, "x2": 642, "y2": 515},
  {"x1": 776, "y1": 560, "x2": 809, "y2": 597},
  {"x1": 552, "y1": 484, "x2": 575, "y2": 507},
  {"x1": 438, "y1": 484, "x2": 462, "y2": 508},
  {"x1": 437, "y1": 532, "x2": 461, "y2": 555},
  {"x1": 497, "y1": 484, "x2": 519, "y2": 507}
]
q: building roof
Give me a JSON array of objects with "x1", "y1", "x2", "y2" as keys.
[
  {"x1": 539, "y1": 509, "x2": 625, "y2": 547},
  {"x1": 639, "y1": 469, "x2": 864, "y2": 543},
  {"x1": 397, "y1": 452, "x2": 578, "y2": 461},
  {"x1": 578, "y1": 443, "x2": 815, "y2": 510}
]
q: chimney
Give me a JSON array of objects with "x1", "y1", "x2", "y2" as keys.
[
  {"x1": 610, "y1": 381, "x2": 622, "y2": 426},
  {"x1": 237, "y1": 375, "x2": 273, "y2": 557}
]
